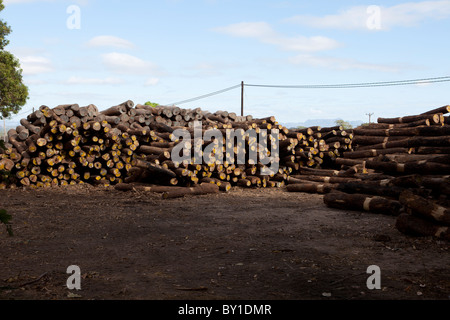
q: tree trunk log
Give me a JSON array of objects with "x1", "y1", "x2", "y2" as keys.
[
  {"x1": 399, "y1": 190, "x2": 450, "y2": 226},
  {"x1": 356, "y1": 136, "x2": 450, "y2": 151},
  {"x1": 377, "y1": 113, "x2": 442, "y2": 124},
  {"x1": 287, "y1": 183, "x2": 335, "y2": 194},
  {"x1": 324, "y1": 191, "x2": 402, "y2": 216},
  {"x1": 343, "y1": 147, "x2": 410, "y2": 159},
  {"x1": 420, "y1": 105, "x2": 450, "y2": 115},
  {"x1": 162, "y1": 183, "x2": 220, "y2": 199},
  {"x1": 396, "y1": 213, "x2": 450, "y2": 240}
]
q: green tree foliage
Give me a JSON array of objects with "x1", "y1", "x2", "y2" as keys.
[
  {"x1": 0, "y1": 1, "x2": 12, "y2": 49},
  {"x1": 144, "y1": 101, "x2": 159, "y2": 108},
  {"x1": 0, "y1": 0, "x2": 29, "y2": 119},
  {"x1": 335, "y1": 119, "x2": 353, "y2": 130}
]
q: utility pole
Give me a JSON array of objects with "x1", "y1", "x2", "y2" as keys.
[
  {"x1": 366, "y1": 113, "x2": 374, "y2": 124},
  {"x1": 241, "y1": 81, "x2": 244, "y2": 117},
  {"x1": 2, "y1": 118, "x2": 5, "y2": 142}
]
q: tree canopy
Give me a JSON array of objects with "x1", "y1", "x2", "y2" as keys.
[
  {"x1": 0, "y1": 0, "x2": 12, "y2": 50},
  {"x1": 335, "y1": 119, "x2": 353, "y2": 130},
  {"x1": 145, "y1": 101, "x2": 159, "y2": 108},
  {"x1": 0, "y1": 0, "x2": 29, "y2": 119}
]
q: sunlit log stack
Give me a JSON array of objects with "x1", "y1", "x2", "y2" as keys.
[
  {"x1": 1, "y1": 100, "x2": 348, "y2": 193},
  {"x1": 0, "y1": 102, "x2": 139, "y2": 188},
  {"x1": 282, "y1": 105, "x2": 450, "y2": 240},
  {"x1": 319, "y1": 105, "x2": 450, "y2": 240},
  {"x1": 290, "y1": 125, "x2": 354, "y2": 169}
]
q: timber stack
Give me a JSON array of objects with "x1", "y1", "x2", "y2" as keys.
[
  {"x1": 310, "y1": 105, "x2": 450, "y2": 241},
  {"x1": 0, "y1": 100, "x2": 346, "y2": 196}
]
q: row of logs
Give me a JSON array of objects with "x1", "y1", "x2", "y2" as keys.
[
  {"x1": 1, "y1": 101, "x2": 349, "y2": 197},
  {"x1": 145, "y1": 105, "x2": 254, "y2": 128},
  {"x1": 286, "y1": 105, "x2": 450, "y2": 241}
]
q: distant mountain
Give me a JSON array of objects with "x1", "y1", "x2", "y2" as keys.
[{"x1": 281, "y1": 118, "x2": 364, "y2": 129}]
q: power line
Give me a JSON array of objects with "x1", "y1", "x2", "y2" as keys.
[
  {"x1": 163, "y1": 76, "x2": 450, "y2": 108},
  {"x1": 244, "y1": 76, "x2": 450, "y2": 89},
  {"x1": 166, "y1": 84, "x2": 241, "y2": 106}
]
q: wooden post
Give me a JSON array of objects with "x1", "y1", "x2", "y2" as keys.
[{"x1": 241, "y1": 81, "x2": 244, "y2": 117}]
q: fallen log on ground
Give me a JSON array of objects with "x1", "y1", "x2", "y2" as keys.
[
  {"x1": 396, "y1": 213, "x2": 450, "y2": 240},
  {"x1": 287, "y1": 183, "x2": 335, "y2": 194},
  {"x1": 114, "y1": 182, "x2": 220, "y2": 198},
  {"x1": 323, "y1": 191, "x2": 403, "y2": 216},
  {"x1": 399, "y1": 190, "x2": 450, "y2": 226}
]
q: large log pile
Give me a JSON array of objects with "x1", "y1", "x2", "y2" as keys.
[
  {"x1": 2, "y1": 100, "x2": 448, "y2": 240},
  {"x1": 311, "y1": 105, "x2": 450, "y2": 241},
  {"x1": 0, "y1": 101, "x2": 348, "y2": 195}
]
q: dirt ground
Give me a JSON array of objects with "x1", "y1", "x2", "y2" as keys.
[{"x1": 0, "y1": 185, "x2": 449, "y2": 301}]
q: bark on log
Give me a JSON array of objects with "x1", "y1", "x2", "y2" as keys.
[
  {"x1": 399, "y1": 190, "x2": 450, "y2": 226},
  {"x1": 356, "y1": 136, "x2": 450, "y2": 151},
  {"x1": 396, "y1": 213, "x2": 450, "y2": 240},
  {"x1": 420, "y1": 105, "x2": 450, "y2": 115},
  {"x1": 132, "y1": 159, "x2": 177, "y2": 179},
  {"x1": 324, "y1": 191, "x2": 403, "y2": 216},
  {"x1": 353, "y1": 125, "x2": 450, "y2": 137},
  {"x1": 336, "y1": 181, "x2": 407, "y2": 199},
  {"x1": 352, "y1": 135, "x2": 410, "y2": 146},
  {"x1": 287, "y1": 183, "x2": 335, "y2": 194},
  {"x1": 355, "y1": 159, "x2": 450, "y2": 175},
  {"x1": 377, "y1": 113, "x2": 442, "y2": 124},
  {"x1": 20, "y1": 119, "x2": 41, "y2": 135},
  {"x1": 297, "y1": 167, "x2": 343, "y2": 177},
  {"x1": 290, "y1": 175, "x2": 360, "y2": 184},
  {"x1": 415, "y1": 146, "x2": 450, "y2": 154},
  {"x1": 162, "y1": 183, "x2": 220, "y2": 199},
  {"x1": 380, "y1": 154, "x2": 450, "y2": 164},
  {"x1": 101, "y1": 105, "x2": 127, "y2": 116},
  {"x1": 343, "y1": 148, "x2": 411, "y2": 159}
]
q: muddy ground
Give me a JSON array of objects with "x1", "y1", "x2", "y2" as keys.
[{"x1": 0, "y1": 185, "x2": 449, "y2": 301}]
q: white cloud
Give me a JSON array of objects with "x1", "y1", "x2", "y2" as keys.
[
  {"x1": 101, "y1": 52, "x2": 161, "y2": 75},
  {"x1": 4, "y1": 0, "x2": 50, "y2": 3},
  {"x1": 214, "y1": 21, "x2": 340, "y2": 52},
  {"x1": 66, "y1": 76, "x2": 125, "y2": 85},
  {"x1": 144, "y1": 78, "x2": 160, "y2": 86},
  {"x1": 216, "y1": 21, "x2": 275, "y2": 38},
  {"x1": 23, "y1": 79, "x2": 48, "y2": 85},
  {"x1": 289, "y1": 54, "x2": 399, "y2": 72},
  {"x1": 285, "y1": 1, "x2": 450, "y2": 31},
  {"x1": 182, "y1": 62, "x2": 240, "y2": 78},
  {"x1": 18, "y1": 56, "x2": 53, "y2": 75},
  {"x1": 5, "y1": 0, "x2": 87, "y2": 4},
  {"x1": 86, "y1": 36, "x2": 135, "y2": 49}
]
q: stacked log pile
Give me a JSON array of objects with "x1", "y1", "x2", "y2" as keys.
[
  {"x1": 290, "y1": 125, "x2": 354, "y2": 169},
  {"x1": 316, "y1": 105, "x2": 450, "y2": 240},
  {"x1": 2, "y1": 99, "x2": 448, "y2": 240},
  {"x1": 1, "y1": 101, "x2": 350, "y2": 196}
]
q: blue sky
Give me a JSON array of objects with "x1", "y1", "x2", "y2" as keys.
[{"x1": 3, "y1": 0, "x2": 450, "y2": 125}]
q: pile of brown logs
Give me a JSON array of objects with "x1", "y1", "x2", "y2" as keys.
[
  {"x1": 290, "y1": 125, "x2": 354, "y2": 169},
  {"x1": 1, "y1": 101, "x2": 348, "y2": 198},
  {"x1": 2, "y1": 100, "x2": 448, "y2": 240},
  {"x1": 286, "y1": 105, "x2": 450, "y2": 241}
]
